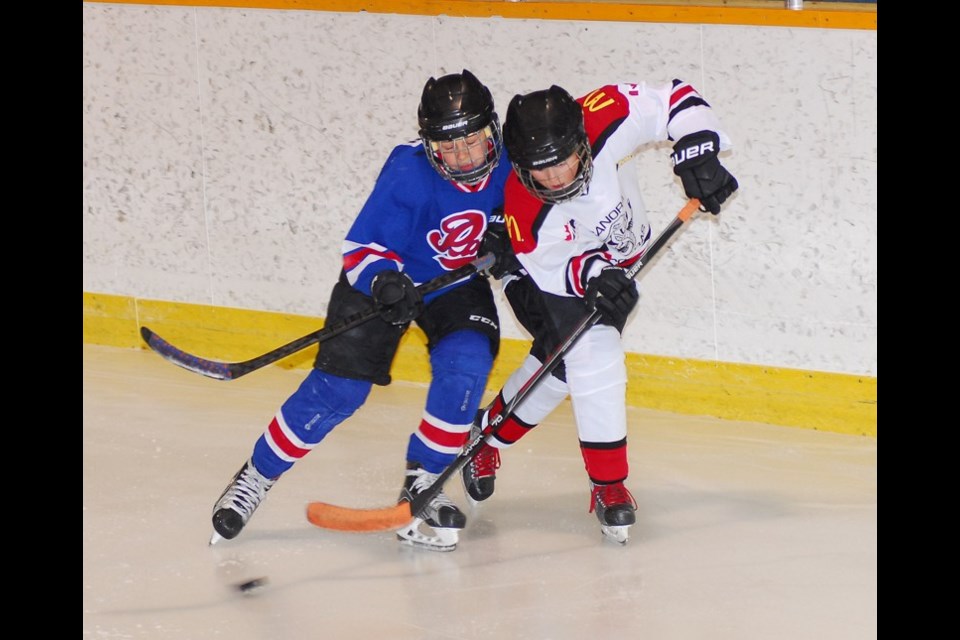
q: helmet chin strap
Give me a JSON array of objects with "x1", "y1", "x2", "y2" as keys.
[{"x1": 449, "y1": 172, "x2": 490, "y2": 193}]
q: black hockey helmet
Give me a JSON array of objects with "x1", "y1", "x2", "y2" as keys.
[
  {"x1": 503, "y1": 85, "x2": 593, "y2": 204},
  {"x1": 418, "y1": 69, "x2": 502, "y2": 185}
]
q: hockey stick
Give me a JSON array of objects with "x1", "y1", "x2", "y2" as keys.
[
  {"x1": 305, "y1": 198, "x2": 701, "y2": 532},
  {"x1": 140, "y1": 253, "x2": 495, "y2": 381}
]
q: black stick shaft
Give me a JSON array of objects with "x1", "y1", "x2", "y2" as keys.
[
  {"x1": 141, "y1": 253, "x2": 495, "y2": 380},
  {"x1": 410, "y1": 200, "x2": 700, "y2": 519}
]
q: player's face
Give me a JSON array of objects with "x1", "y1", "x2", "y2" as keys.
[
  {"x1": 530, "y1": 152, "x2": 580, "y2": 191},
  {"x1": 437, "y1": 130, "x2": 492, "y2": 174}
]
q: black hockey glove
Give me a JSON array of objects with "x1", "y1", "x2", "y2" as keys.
[
  {"x1": 371, "y1": 270, "x2": 423, "y2": 325},
  {"x1": 671, "y1": 130, "x2": 739, "y2": 215},
  {"x1": 584, "y1": 267, "x2": 639, "y2": 330},
  {"x1": 480, "y1": 221, "x2": 522, "y2": 279}
]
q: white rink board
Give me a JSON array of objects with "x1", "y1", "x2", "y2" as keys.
[{"x1": 82, "y1": 5, "x2": 877, "y2": 376}]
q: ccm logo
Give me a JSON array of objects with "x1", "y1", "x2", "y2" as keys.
[
  {"x1": 470, "y1": 314, "x2": 499, "y2": 330},
  {"x1": 672, "y1": 141, "x2": 715, "y2": 165}
]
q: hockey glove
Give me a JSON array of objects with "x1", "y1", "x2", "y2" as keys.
[
  {"x1": 584, "y1": 267, "x2": 639, "y2": 330},
  {"x1": 671, "y1": 130, "x2": 739, "y2": 215},
  {"x1": 371, "y1": 270, "x2": 423, "y2": 325},
  {"x1": 480, "y1": 221, "x2": 522, "y2": 279}
]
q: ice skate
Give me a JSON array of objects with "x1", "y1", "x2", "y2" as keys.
[
  {"x1": 210, "y1": 459, "x2": 276, "y2": 545},
  {"x1": 396, "y1": 463, "x2": 466, "y2": 552},
  {"x1": 460, "y1": 409, "x2": 500, "y2": 506},
  {"x1": 590, "y1": 481, "x2": 637, "y2": 545}
]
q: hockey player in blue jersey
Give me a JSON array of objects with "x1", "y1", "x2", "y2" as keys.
[{"x1": 210, "y1": 70, "x2": 513, "y2": 551}]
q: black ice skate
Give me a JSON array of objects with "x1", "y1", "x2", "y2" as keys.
[
  {"x1": 210, "y1": 459, "x2": 276, "y2": 545},
  {"x1": 461, "y1": 410, "x2": 500, "y2": 505},
  {"x1": 396, "y1": 462, "x2": 466, "y2": 551},
  {"x1": 590, "y1": 481, "x2": 637, "y2": 544}
]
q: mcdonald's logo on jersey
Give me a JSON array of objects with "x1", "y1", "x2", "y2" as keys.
[
  {"x1": 504, "y1": 212, "x2": 523, "y2": 244},
  {"x1": 582, "y1": 89, "x2": 615, "y2": 112}
]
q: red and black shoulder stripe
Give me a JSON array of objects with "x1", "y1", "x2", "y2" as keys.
[{"x1": 668, "y1": 79, "x2": 711, "y2": 126}]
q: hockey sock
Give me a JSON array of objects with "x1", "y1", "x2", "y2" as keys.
[
  {"x1": 565, "y1": 325, "x2": 628, "y2": 443},
  {"x1": 407, "y1": 330, "x2": 493, "y2": 473},
  {"x1": 580, "y1": 439, "x2": 629, "y2": 484},
  {"x1": 252, "y1": 369, "x2": 371, "y2": 478},
  {"x1": 490, "y1": 354, "x2": 569, "y2": 447}
]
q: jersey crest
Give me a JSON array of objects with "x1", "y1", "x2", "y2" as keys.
[{"x1": 427, "y1": 210, "x2": 486, "y2": 270}]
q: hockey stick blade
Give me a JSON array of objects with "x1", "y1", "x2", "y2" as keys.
[
  {"x1": 306, "y1": 501, "x2": 412, "y2": 532},
  {"x1": 306, "y1": 418, "x2": 494, "y2": 532},
  {"x1": 140, "y1": 253, "x2": 495, "y2": 381},
  {"x1": 304, "y1": 200, "x2": 701, "y2": 533}
]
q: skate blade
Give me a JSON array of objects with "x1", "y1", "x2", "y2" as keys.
[
  {"x1": 395, "y1": 518, "x2": 459, "y2": 552},
  {"x1": 460, "y1": 480, "x2": 485, "y2": 510},
  {"x1": 600, "y1": 525, "x2": 630, "y2": 545},
  {"x1": 459, "y1": 470, "x2": 492, "y2": 510}
]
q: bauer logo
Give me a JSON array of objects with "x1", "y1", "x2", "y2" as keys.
[
  {"x1": 427, "y1": 210, "x2": 486, "y2": 270},
  {"x1": 531, "y1": 155, "x2": 559, "y2": 167},
  {"x1": 442, "y1": 120, "x2": 469, "y2": 131},
  {"x1": 672, "y1": 141, "x2": 715, "y2": 165}
]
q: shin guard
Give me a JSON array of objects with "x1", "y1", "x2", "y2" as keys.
[
  {"x1": 252, "y1": 369, "x2": 371, "y2": 478},
  {"x1": 407, "y1": 331, "x2": 493, "y2": 473}
]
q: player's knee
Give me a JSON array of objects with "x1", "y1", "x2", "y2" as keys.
[
  {"x1": 428, "y1": 331, "x2": 493, "y2": 422},
  {"x1": 565, "y1": 326, "x2": 626, "y2": 393},
  {"x1": 431, "y1": 330, "x2": 494, "y2": 375},
  {"x1": 281, "y1": 369, "x2": 372, "y2": 442}
]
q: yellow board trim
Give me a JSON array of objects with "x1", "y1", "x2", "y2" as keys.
[
  {"x1": 84, "y1": 1, "x2": 877, "y2": 31},
  {"x1": 84, "y1": 292, "x2": 877, "y2": 437}
]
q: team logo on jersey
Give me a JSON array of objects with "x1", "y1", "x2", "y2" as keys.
[
  {"x1": 582, "y1": 89, "x2": 615, "y2": 112},
  {"x1": 596, "y1": 200, "x2": 638, "y2": 256},
  {"x1": 427, "y1": 210, "x2": 486, "y2": 270},
  {"x1": 504, "y1": 212, "x2": 523, "y2": 244},
  {"x1": 563, "y1": 219, "x2": 577, "y2": 241}
]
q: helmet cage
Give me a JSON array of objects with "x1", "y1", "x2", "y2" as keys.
[
  {"x1": 420, "y1": 116, "x2": 502, "y2": 185},
  {"x1": 503, "y1": 85, "x2": 594, "y2": 204},
  {"x1": 513, "y1": 137, "x2": 593, "y2": 204},
  {"x1": 418, "y1": 70, "x2": 502, "y2": 185}
]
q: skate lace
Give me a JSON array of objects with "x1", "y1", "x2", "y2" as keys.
[
  {"x1": 589, "y1": 482, "x2": 636, "y2": 513},
  {"x1": 471, "y1": 444, "x2": 501, "y2": 478},
  {"x1": 411, "y1": 470, "x2": 456, "y2": 509},
  {"x1": 224, "y1": 466, "x2": 275, "y2": 518}
]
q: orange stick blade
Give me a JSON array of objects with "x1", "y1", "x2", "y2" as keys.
[{"x1": 306, "y1": 501, "x2": 413, "y2": 532}]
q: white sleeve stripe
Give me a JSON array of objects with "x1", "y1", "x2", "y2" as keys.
[{"x1": 345, "y1": 254, "x2": 401, "y2": 286}]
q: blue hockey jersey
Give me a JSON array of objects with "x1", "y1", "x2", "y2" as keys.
[{"x1": 342, "y1": 140, "x2": 511, "y2": 302}]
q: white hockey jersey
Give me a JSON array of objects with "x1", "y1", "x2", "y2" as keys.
[{"x1": 504, "y1": 80, "x2": 731, "y2": 297}]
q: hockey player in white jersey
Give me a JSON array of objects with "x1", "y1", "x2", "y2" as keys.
[{"x1": 462, "y1": 81, "x2": 737, "y2": 543}]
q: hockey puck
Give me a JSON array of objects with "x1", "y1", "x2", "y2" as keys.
[{"x1": 234, "y1": 577, "x2": 268, "y2": 593}]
